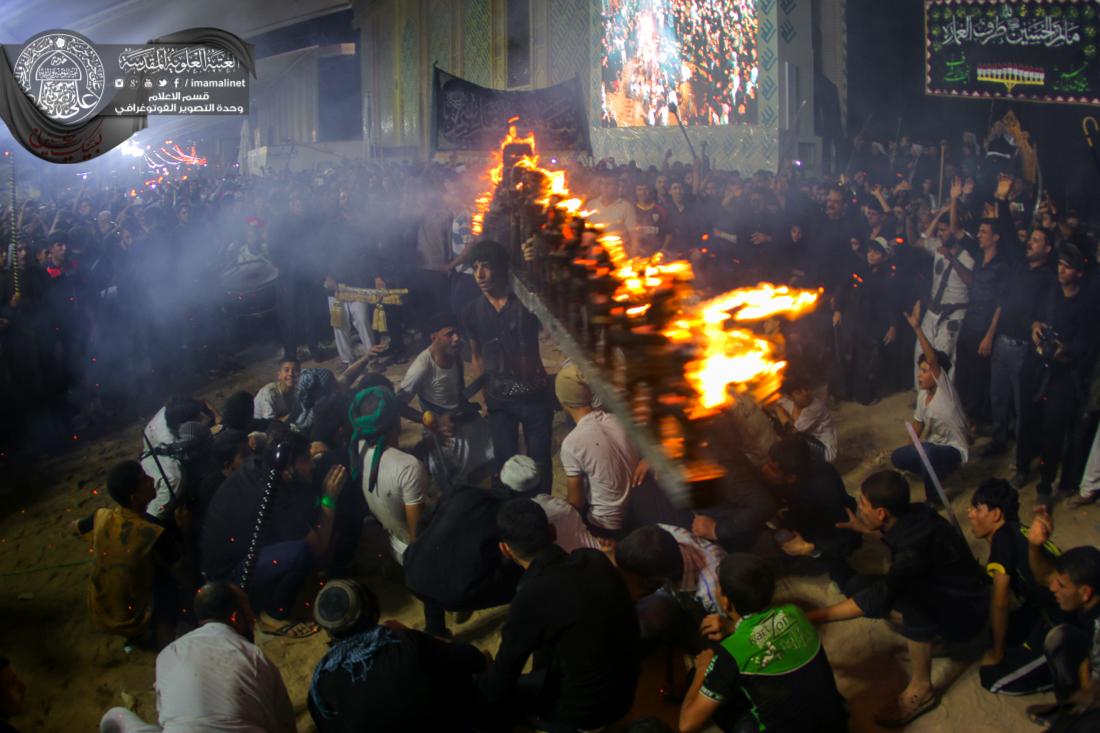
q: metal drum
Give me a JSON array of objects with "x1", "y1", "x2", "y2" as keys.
[{"x1": 221, "y1": 260, "x2": 279, "y2": 319}]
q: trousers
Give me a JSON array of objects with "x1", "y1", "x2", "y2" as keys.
[
  {"x1": 891, "y1": 442, "x2": 963, "y2": 503},
  {"x1": 230, "y1": 539, "x2": 313, "y2": 620},
  {"x1": 989, "y1": 335, "x2": 1028, "y2": 447},
  {"x1": 328, "y1": 297, "x2": 374, "y2": 365},
  {"x1": 1044, "y1": 624, "x2": 1089, "y2": 702},
  {"x1": 487, "y1": 394, "x2": 554, "y2": 493}
]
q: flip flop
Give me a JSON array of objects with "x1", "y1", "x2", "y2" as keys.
[
  {"x1": 260, "y1": 621, "x2": 320, "y2": 639},
  {"x1": 875, "y1": 692, "x2": 939, "y2": 728}
]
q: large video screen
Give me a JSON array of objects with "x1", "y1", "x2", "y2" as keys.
[{"x1": 599, "y1": 0, "x2": 760, "y2": 128}]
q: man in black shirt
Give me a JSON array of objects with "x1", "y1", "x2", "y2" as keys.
[
  {"x1": 478, "y1": 498, "x2": 640, "y2": 732},
  {"x1": 308, "y1": 579, "x2": 487, "y2": 733},
  {"x1": 461, "y1": 240, "x2": 554, "y2": 492},
  {"x1": 201, "y1": 432, "x2": 346, "y2": 637},
  {"x1": 807, "y1": 471, "x2": 988, "y2": 727},
  {"x1": 955, "y1": 219, "x2": 1009, "y2": 431},
  {"x1": 680, "y1": 554, "x2": 847, "y2": 733},
  {"x1": 1014, "y1": 244, "x2": 1096, "y2": 504},
  {"x1": 984, "y1": 228, "x2": 1056, "y2": 457},
  {"x1": 968, "y1": 479, "x2": 1070, "y2": 695}
]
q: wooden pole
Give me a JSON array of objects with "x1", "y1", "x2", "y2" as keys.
[{"x1": 937, "y1": 142, "x2": 946, "y2": 208}]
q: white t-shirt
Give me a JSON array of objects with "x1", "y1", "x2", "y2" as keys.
[
  {"x1": 660, "y1": 524, "x2": 726, "y2": 615},
  {"x1": 921, "y1": 237, "x2": 974, "y2": 308},
  {"x1": 359, "y1": 444, "x2": 430, "y2": 560},
  {"x1": 398, "y1": 348, "x2": 460, "y2": 411},
  {"x1": 560, "y1": 410, "x2": 640, "y2": 531},
  {"x1": 532, "y1": 494, "x2": 601, "y2": 554},
  {"x1": 142, "y1": 406, "x2": 180, "y2": 519},
  {"x1": 915, "y1": 368, "x2": 969, "y2": 463},
  {"x1": 253, "y1": 382, "x2": 298, "y2": 420},
  {"x1": 586, "y1": 197, "x2": 638, "y2": 251},
  {"x1": 155, "y1": 622, "x2": 296, "y2": 733},
  {"x1": 778, "y1": 396, "x2": 838, "y2": 463}
]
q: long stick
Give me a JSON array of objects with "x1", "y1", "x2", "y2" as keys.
[
  {"x1": 905, "y1": 422, "x2": 963, "y2": 535},
  {"x1": 936, "y1": 143, "x2": 946, "y2": 207},
  {"x1": 668, "y1": 102, "x2": 697, "y2": 160},
  {"x1": 142, "y1": 431, "x2": 178, "y2": 505},
  {"x1": 888, "y1": 117, "x2": 903, "y2": 177},
  {"x1": 240, "y1": 441, "x2": 290, "y2": 592},
  {"x1": 7, "y1": 152, "x2": 18, "y2": 298},
  {"x1": 842, "y1": 112, "x2": 875, "y2": 180}
]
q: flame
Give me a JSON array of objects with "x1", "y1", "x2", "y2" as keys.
[{"x1": 664, "y1": 284, "x2": 821, "y2": 418}]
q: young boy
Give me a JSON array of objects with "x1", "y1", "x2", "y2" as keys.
[
  {"x1": 772, "y1": 374, "x2": 838, "y2": 462},
  {"x1": 968, "y1": 479, "x2": 1069, "y2": 695},
  {"x1": 253, "y1": 358, "x2": 301, "y2": 421},
  {"x1": 73, "y1": 461, "x2": 183, "y2": 647},
  {"x1": 680, "y1": 554, "x2": 848, "y2": 733}
]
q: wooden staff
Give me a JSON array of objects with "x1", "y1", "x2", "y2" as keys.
[
  {"x1": 7, "y1": 151, "x2": 18, "y2": 300},
  {"x1": 936, "y1": 142, "x2": 946, "y2": 208}
]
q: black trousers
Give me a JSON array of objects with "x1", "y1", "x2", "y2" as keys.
[
  {"x1": 277, "y1": 279, "x2": 324, "y2": 356},
  {"x1": 1017, "y1": 359, "x2": 1079, "y2": 494},
  {"x1": 956, "y1": 327, "x2": 992, "y2": 425}
]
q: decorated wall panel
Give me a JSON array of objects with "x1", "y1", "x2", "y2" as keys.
[{"x1": 463, "y1": 0, "x2": 493, "y2": 85}]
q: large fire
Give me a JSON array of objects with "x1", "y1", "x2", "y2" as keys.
[{"x1": 468, "y1": 127, "x2": 819, "y2": 420}]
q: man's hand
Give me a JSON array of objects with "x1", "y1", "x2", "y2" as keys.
[
  {"x1": 323, "y1": 276, "x2": 338, "y2": 291},
  {"x1": 883, "y1": 326, "x2": 897, "y2": 346},
  {"x1": 950, "y1": 177, "x2": 963, "y2": 201},
  {"x1": 323, "y1": 464, "x2": 348, "y2": 500},
  {"x1": 1032, "y1": 322, "x2": 1047, "y2": 347},
  {"x1": 1028, "y1": 506, "x2": 1054, "y2": 547},
  {"x1": 1069, "y1": 683, "x2": 1100, "y2": 714},
  {"x1": 375, "y1": 276, "x2": 387, "y2": 289},
  {"x1": 978, "y1": 334, "x2": 994, "y2": 358},
  {"x1": 995, "y1": 174, "x2": 1013, "y2": 200},
  {"x1": 631, "y1": 458, "x2": 650, "y2": 488},
  {"x1": 832, "y1": 311, "x2": 842, "y2": 328},
  {"x1": 750, "y1": 232, "x2": 772, "y2": 246},
  {"x1": 700, "y1": 614, "x2": 734, "y2": 641},
  {"x1": 310, "y1": 441, "x2": 329, "y2": 460},
  {"x1": 836, "y1": 507, "x2": 874, "y2": 535},
  {"x1": 692, "y1": 514, "x2": 718, "y2": 542},
  {"x1": 779, "y1": 531, "x2": 816, "y2": 557},
  {"x1": 904, "y1": 301, "x2": 922, "y2": 330}
]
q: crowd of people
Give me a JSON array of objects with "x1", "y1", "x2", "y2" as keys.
[
  {"x1": 0, "y1": 115, "x2": 1098, "y2": 733},
  {"x1": 600, "y1": 0, "x2": 759, "y2": 127}
]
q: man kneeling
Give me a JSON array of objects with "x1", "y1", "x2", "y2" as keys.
[{"x1": 680, "y1": 554, "x2": 848, "y2": 733}]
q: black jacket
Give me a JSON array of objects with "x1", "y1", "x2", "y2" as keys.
[{"x1": 478, "y1": 545, "x2": 641, "y2": 729}]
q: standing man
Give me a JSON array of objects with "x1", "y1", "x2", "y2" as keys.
[
  {"x1": 983, "y1": 227, "x2": 1056, "y2": 457},
  {"x1": 914, "y1": 200, "x2": 974, "y2": 384},
  {"x1": 631, "y1": 181, "x2": 669, "y2": 257},
  {"x1": 461, "y1": 241, "x2": 554, "y2": 492},
  {"x1": 585, "y1": 173, "x2": 637, "y2": 254},
  {"x1": 269, "y1": 191, "x2": 322, "y2": 362}
]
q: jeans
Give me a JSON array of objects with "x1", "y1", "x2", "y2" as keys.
[
  {"x1": 1044, "y1": 623, "x2": 1089, "y2": 701},
  {"x1": 487, "y1": 394, "x2": 554, "y2": 493},
  {"x1": 1079, "y1": 420, "x2": 1100, "y2": 499},
  {"x1": 231, "y1": 539, "x2": 313, "y2": 620},
  {"x1": 891, "y1": 442, "x2": 963, "y2": 503},
  {"x1": 989, "y1": 335, "x2": 1027, "y2": 447}
]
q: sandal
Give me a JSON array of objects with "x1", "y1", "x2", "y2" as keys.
[
  {"x1": 259, "y1": 620, "x2": 320, "y2": 639},
  {"x1": 875, "y1": 691, "x2": 939, "y2": 728}
]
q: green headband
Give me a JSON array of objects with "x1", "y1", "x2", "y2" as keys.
[{"x1": 347, "y1": 386, "x2": 399, "y2": 489}]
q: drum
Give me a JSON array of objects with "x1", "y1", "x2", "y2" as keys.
[{"x1": 221, "y1": 260, "x2": 279, "y2": 319}]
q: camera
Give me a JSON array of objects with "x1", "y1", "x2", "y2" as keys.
[{"x1": 1037, "y1": 326, "x2": 1061, "y2": 364}]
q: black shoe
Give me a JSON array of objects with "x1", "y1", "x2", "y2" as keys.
[{"x1": 979, "y1": 441, "x2": 1007, "y2": 458}]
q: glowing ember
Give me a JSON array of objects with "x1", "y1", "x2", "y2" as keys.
[{"x1": 664, "y1": 284, "x2": 820, "y2": 417}]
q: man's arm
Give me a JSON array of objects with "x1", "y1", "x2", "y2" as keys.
[
  {"x1": 479, "y1": 592, "x2": 545, "y2": 704},
  {"x1": 565, "y1": 475, "x2": 586, "y2": 512},
  {"x1": 984, "y1": 572, "x2": 1012, "y2": 665},
  {"x1": 679, "y1": 649, "x2": 722, "y2": 733},
  {"x1": 905, "y1": 301, "x2": 941, "y2": 378},
  {"x1": 1027, "y1": 507, "x2": 1057, "y2": 585},
  {"x1": 979, "y1": 306, "x2": 1001, "y2": 358},
  {"x1": 944, "y1": 247, "x2": 974, "y2": 287},
  {"x1": 806, "y1": 597, "x2": 866, "y2": 624},
  {"x1": 404, "y1": 502, "x2": 424, "y2": 542},
  {"x1": 304, "y1": 465, "x2": 347, "y2": 560}
]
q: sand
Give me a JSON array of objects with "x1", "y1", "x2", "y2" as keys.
[{"x1": 1, "y1": 336, "x2": 1097, "y2": 732}]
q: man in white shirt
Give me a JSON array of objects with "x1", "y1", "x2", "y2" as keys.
[
  {"x1": 773, "y1": 376, "x2": 838, "y2": 463},
  {"x1": 98, "y1": 582, "x2": 295, "y2": 733},
  {"x1": 351, "y1": 387, "x2": 432, "y2": 562},
  {"x1": 914, "y1": 208, "x2": 973, "y2": 385},
  {"x1": 396, "y1": 313, "x2": 493, "y2": 486},
  {"x1": 585, "y1": 173, "x2": 638, "y2": 255},
  {"x1": 556, "y1": 363, "x2": 641, "y2": 537},
  {"x1": 892, "y1": 302, "x2": 969, "y2": 506},
  {"x1": 253, "y1": 358, "x2": 300, "y2": 421},
  {"x1": 500, "y1": 454, "x2": 601, "y2": 554}
]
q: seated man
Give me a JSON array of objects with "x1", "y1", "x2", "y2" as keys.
[
  {"x1": 500, "y1": 454, "x2": 600, "y2": 553},
  {"x1": 201, "y1": 432, "x2": 346, "y2": 637},
  {"x1": 680, "y1": 554, "x2": 848, "y2": 733},
  {"x1": 891, "y1": 302, "x2": 968, "y2": 505},
  {"x1": 349, "y1": 386, "x2": 432, "y2": 562},
  {"x1": 806, "y1": 471, "x2": 989, "y2": 727},
  {"x1": 308, "y1": 579, "x2": 487, "y2": 733},
  {"x1": 478, "y1": 498, "x2": 640, "y2": 732},
  {"x1": 142, "y1": 421, "x2": 211, "y2": 522},
  {"x1": 771, "y1": 374, "x2": 838, "y2": 462},
  {"x1": 73, "y1": 461, "x2": 183, "y2": 648},
  {"x1": 968, "y1": 479, "x2": 1072, "y2": 695},
  {"x1": 556, "y1": 362, "x2": 641, "y2": 538},
  {"x1": 1024, "y1": 506, "x2": 1100, "y2": 723},
  {"x1": 253, "y1": 358, "x2": 300, "y2": 421},
  {"x1": 141, "y1": 395, "x2": 216, "y2": 520},
  {"x1": 616, "y1": 524, "x2": 726, "y2": 652},
  {"x1": 763, "y1": 437, "x2": 861, "y2": 587},
  {"x1": 396, "y1": 312, "x2": 493, "y2": 487},
  {"x1": 99, "y1": 582, "x2": 295, "y2": 733}
]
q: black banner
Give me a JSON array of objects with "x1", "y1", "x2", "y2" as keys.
[
  {"x1": 925, "y1": 0, "x2": 1100, "y2": 106},
  {"x1": 431, "y1": 67, "x2": 590, "y2": 152}
]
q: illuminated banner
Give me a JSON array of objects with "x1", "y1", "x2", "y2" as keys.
[
  {"x1": 431, "y1": 67, "x2": 590, "y2": 152},
  {"x1": 925, "y1": 0, "x2": 1100, "y2": 106},
  {"x1": 0, "y1": 28, "x2": 254, "y2": 163}
]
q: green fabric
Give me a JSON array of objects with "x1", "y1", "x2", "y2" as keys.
[
  {"x1": 719, "y1": 604, "x2": 821, "y2": 677},
  {"x1": 347, "y1": 387, "x2": 400, "y2": 487}
]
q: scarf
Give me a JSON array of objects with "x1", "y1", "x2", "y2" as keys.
[
  {"x1": 347, "y1": 386, "x2": 399, "y2": 489},
  {"x1": 294, "y1": 367, "x2": 336, "y2": 430},
  {"x1": 308, "y1": 626, "x2": 400, "y2": 721}
]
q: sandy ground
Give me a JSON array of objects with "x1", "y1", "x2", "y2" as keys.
[{"x1": 1, "y1": 333, "x2": 1098, "y2": 733}]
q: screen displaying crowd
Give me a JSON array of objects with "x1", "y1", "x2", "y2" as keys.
[{"x1": 599, "y1": 0, "x2": 760, "y2": 127}]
